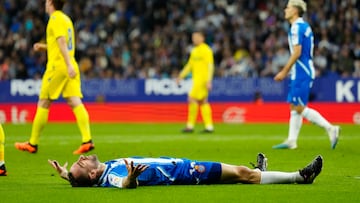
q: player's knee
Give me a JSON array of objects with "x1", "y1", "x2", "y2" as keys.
[
  {"x1": 38, "y1": 99, "x2": 51, "y2": 108},
  {"x1": 66, "y1": 97, "x2": 82, "y2": 108},
  {"x1": 291, "y1": 105, "x2": 305, "y2": 114},
  {"x1": 236, "y1": 166, "x2": 258, "y2": 183}
]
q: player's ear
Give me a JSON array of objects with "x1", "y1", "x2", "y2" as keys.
[{"x1": 88, "y1": 169, "x2": 97, "y2": 180}]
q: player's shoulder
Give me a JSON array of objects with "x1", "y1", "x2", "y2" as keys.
[
  {"x1": 201, "y1": 43, "x2": 211, "y2": 49},
  {"x1": 291, "y1": 19, "x2": 310, "y2": 32},
  {"x1": 294, "y1": 18, "x2": 310, "y2": 27},
  {"x1": 50, "y1": 11, "x2": 61, "y2": 19},
  {"x1": 50, "y1": 11, "x2": 70, "y2": 23},
  {"x1": 199, "y1": 43, "x2": 213, "y2": 53}
]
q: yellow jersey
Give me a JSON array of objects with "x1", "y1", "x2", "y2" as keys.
[
  {"x1": 180, "y1": 43, "x2": 214, "y2": 86},
  {"x1": 46, "y1": 11, "x2": 77, "y2": 69}
]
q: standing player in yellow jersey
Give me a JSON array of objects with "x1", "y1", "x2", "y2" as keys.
[
  {"x1": 177, "y1": 31, "x2": 215, "y2": 133},
  {"x1": 15, "y1": 0, "x2": 94, "y2": 154},
  {"x1": 0, "y1": 124, "x2": 7, "y2": 176}
]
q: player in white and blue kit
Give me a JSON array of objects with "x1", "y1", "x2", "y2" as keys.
[
  {"x1": 99, "y1": 157, "x2": 221, "y2": 187},
  {"x1": 273, "y1": 0, "x2": 340, "y2": 150},
  {"x1": 49, "y1": 153, "x2": 323, "y2": 188}
]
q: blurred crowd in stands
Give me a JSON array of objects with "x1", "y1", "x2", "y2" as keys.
[{"x1": 0, "y1": 0, "x2": 359, "y2": 81}]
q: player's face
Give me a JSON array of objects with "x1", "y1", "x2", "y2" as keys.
[
  {"x1": 284, "y1": 4, "x2": 297, "y2": 21},
  {"x1": 70, "y1": 155, "x2": 100, "y2": 180},
  {"x1": 192, "y1": 33, "x2": 204, "y2": 46},
  {"x1": 45, "y1": 0, "x2": 51, "y2": 14}
]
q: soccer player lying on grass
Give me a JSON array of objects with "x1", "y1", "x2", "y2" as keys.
[{"x1": 48, "y1": 153, "x2": 322, "y2": 188}]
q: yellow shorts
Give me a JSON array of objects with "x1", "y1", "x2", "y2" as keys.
[
  {"x1": 39, "y1": 62, "x2": 83, "y2": 100},
  {"x1": 188, "y1": 84, "x2": 209, "y2": 101}
]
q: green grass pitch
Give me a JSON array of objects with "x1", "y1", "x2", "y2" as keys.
[{"x1": 1, "y1": 123, "x2": 359, "y2": 202}]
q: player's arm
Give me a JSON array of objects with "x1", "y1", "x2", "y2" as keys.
[
  {"x1": 177, "y1": 49, "x2": 194, "y2": 82},
  {"x1": 176, "y1": 61, "x2": 192, "y2": 85},
  {"x1": 57, "y1": 36, "x2": 77, "y2": 78},
  {"x1": 122, "y1": 159, "x2": 149, "y2": 189},
  {"x1": 274, "y1": 44, "x2": 301, "y2": 81},
  {"x1": 206, "y1": 63, "x2": 214, "y2": 90},
  {"x1": 208, "y1": 63, "x2": 214, "y2": 81},
  {"x1": 179, "y1": 63, "x2": 192, "y2": 79},
  {"x1": 48, "y1": 159, "x2": 70, "y2": 181},
  {"x1": 33, "y1": 43, "x2": 47, "y2": 52},
  {"x1": 206, "y1": 49, "x2": 215, "y2": 90}
]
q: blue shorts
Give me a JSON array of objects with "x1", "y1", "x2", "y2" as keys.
[
  {"x1": 187, "y1": 161, "x2": 222, "y2": 185},
  {"x1": 287, "y1": 79, "x2": 313, "y2": 106}
]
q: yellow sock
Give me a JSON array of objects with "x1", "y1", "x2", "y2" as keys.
[
  {"x1": 0, "y1": 124, "x2": 5, "y2": 162},
  {"x1": 29, "y1": 107, "x2": 49, "y2": 145},
  {"x1": 186, "y1": 102, "x2": 199, "y2": 128},
  {"x1": 73, "y1": 104, "x2": 92, "y2": 143},
  {"x1": 200, "y1": 103, "x2": 214, "y2": 130}
]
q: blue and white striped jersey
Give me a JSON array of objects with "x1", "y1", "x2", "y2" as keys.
[
  {"x1": 97, "y1": 157, "x2": 221, "y2": 188},
  {"x1": 288, "y1": 17, "x2": 315, "y2": 81}
]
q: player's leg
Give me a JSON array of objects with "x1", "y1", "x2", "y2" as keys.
[
  {"x1": 219, "y1": 155, "x2": 322, "y2": 184},
  {"x1": 63, "y1": 71, "x2": 94, "y2": 154},
  {"x1": 189, "y1": 85, "x2": 214, "y2": 133},
  {"x1": 219, "y1": 153, "x2": 267, "y2": 183},
  {"x1": 66, "y1": 97, "x2": 94, "y2": 154},
  {"x1": 296, "y1": 79, "x2": 340, "y2": 149},
  {"x1": 288, "y1": 108, "x2": 302, "y2": 146},
  {"x1": 261, "y1": 155, "x2": 323, "y2": 184},
  {"x1": 273, "y1": 105, "x2": 302, "y2": 149},
  {"x1": 219, "y1": 164, "x2": 261, "y2": 184},
  {"x1": 199, "y1": 96, "x2": 214, "y2": 133},
  {"x1": 73, "y1": 103, "x2": 91, "y2": 144},
  {"x1": 67, "y1": 97, "x2": 92, "y2": 143},
  {"x1": 301, "y1": 107, "x2": 340, "y2": 149},
  {"x1": 0, "y1": 124, "x2": 6, "y2": 176},
  {"x1": 15, "y1": 99, "x2": 51, "y2": 153},
  {"x1": 273, "y1": 82, "x2": 305, "y2": 149},
  {"x1": 185, "y1": 99, "x2": 198, "y2": 132},
  {"x1": 15, "y1": 69, "x2": 63, "y2": 153},
  {"x1": 29, "y1": 99, "x2": 51, "y2": 146},
  {"x1": 182, "y1": 93, "x2": 199, "y2": 132}
]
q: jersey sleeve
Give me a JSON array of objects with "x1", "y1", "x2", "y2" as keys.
[
  {"x1": 205, "y1": 48, "x2": 214, "y2": 82},
  {"x1": 179, "y1": 52, "x2": 193, "y2": 79},
  {"x1": 290, "y1": 24, "x2": 301, "y2": 46},
  {"x1": 50, "y1": 15, "x2": 67, "y2": 39}
]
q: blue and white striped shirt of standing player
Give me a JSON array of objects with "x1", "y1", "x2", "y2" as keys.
[
  {"x1": 287, "y1": 17, "x2": 315, "y2": 106},
  {"x1": 97, "y1": 157, "x2": 221, "y2": 188}
]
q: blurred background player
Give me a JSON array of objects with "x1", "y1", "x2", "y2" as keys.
[
  {"x1": 0, "y1": 124, "x2": 6, "y2": 176},
  {"x1": 177, "y1": 31, "x2": 215, "y2": 133},
  {"x1": 273, "y1": 0, "x2": 340, "y2": 150},
  {"x1": 15, "y1": 0, "x2": 94, "y2": 154}
]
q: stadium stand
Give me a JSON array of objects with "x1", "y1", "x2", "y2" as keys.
[{"x1": 0, "y1": 0, "x2": 359, "y2": 80}]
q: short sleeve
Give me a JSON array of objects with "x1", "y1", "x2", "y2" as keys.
[
  {"x1": 290, "y1": 24, "x2": 300, "y2": 46},
  {"x1": 49, "y1": 15, "x2": 67, "y2": 39}
]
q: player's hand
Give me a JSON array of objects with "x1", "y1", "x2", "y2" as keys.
[
  {"x1": 207, "y1": 82, "x2": 212, "y2": 91},
  {"x1": 176, "y1": 77, "x2": 181, "y2": 85},
  {"x1": 67, "y1": 64, "x2": 77, "y2": 79},
  {"x1": 33, "y1": 43, "x2": 46, "y2": 52},
  {"x1": 124, "y1": 159, "x2": 149, "y2": 179},
  {"x1": 274, "y1": 70, "x2": 287, "y2": 81},
  {"x1": 48, "y1": 159, "x2": 69, "y2": 180}
]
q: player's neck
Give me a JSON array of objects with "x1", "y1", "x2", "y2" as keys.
[
  {"x1": 289, "y1": 16, "x2": 299, "y2": 24},
  {"x1": 48, "y1": 7, "x2": 57, "y2": 15},
  {"x1": 98, "y1": 163, "x2": 106, "y2": 174}
]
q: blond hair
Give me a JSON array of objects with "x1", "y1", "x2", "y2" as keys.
[{"x1": 288, "y1": 0, "x2": 307, "y2": 12}]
